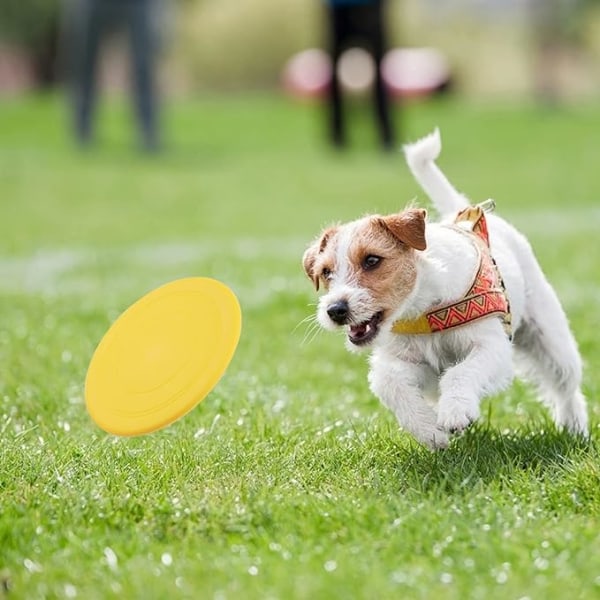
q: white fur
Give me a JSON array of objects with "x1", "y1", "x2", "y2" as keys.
[
  {"x1": 403, "y1": 128, "x2": 469, "y2": 214},
  {"x1": 316, "y1": 129, "x2": 588, "y2": 449}
]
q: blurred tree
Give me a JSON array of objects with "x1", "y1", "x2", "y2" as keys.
[
  {"x1": 176, "y1": 0, "x2": 323, "y2": 91},
  {"x1": 0, "y1": 0, "x2": 61, "y2": 87}
]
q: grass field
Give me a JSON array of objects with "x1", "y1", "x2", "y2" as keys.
[{"x1": 1, "y1": 92, "x2": 600, "y2": 599}]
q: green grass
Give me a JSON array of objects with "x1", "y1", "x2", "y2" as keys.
[{"x1": 1, "y1": 92, "x2": 600, "y2": 599}]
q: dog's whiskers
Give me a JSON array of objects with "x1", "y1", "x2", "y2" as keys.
[
  {"x1": 302, "y1": 323, "x2": 323, "y2": 346},
  {"x1": 294, "y1": 313, "x2": 323, "y2": 346},
  {"x1": 293, "y1": 313, "x2": 317, "y2": 333}
]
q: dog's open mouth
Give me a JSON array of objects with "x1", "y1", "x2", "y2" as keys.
[{"x1": 348, "y1": 311, "x2": 383, "y2": 346}]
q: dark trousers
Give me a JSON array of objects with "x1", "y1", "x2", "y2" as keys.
[
  {"x1": 69, "y1": 0, "x2": 159, "y2": 150},
  {"x1": 326, "y1": 2, "x2": 396, "y2": 150}
]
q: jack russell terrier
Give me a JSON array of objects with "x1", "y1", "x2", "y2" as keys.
[{"x1": 302, "y1": 129, "x2": 588, "y2": 448}]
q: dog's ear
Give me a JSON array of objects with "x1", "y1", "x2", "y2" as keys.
[
  {"x1": 302, "y1": 245, "x2": 320, "y2": 291},
  {"x1": 379, "y1": 208, "x2": 427, "y2": 251},
  {"x1": 302, "y1": 226, "x2": 337, "y2": 291}
]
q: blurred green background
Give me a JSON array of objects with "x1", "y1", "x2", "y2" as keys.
[
  {"x1": 3, "y1": 0, "x2": 600, "y2": 98},
  {"x1": 3, "y1": 2, "x2": 600, "y2": 599}
]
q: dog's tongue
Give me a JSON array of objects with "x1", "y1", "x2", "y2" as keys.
[{"x1": 349, "y1": 323, "x2": 368, "y2": 339}]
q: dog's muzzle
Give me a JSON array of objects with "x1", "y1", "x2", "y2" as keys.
[
  {"x1": 348, "y1": 311, "x2": 383, "y2": 346},
  {"x1": 326, "y1": 299, "x2": 384, "y2": 346}
]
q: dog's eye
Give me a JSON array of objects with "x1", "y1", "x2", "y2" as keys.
[
  {"x1": 321, "y1": 267, "x2": 333, "y2": 281},
  {"x1": 362, "y1": 255, "x2": 382, "y2": 270}
]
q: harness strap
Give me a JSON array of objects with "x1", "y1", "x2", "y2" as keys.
[{"x1": 391, "y1": 205, "x2": 512, "y2": 338}]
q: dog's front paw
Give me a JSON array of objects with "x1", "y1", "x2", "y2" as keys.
[
  {"x1": 414, "y1": 426, "x2": 450, "y2": 450},
  {"x1": 437, "y1": 396, "x2": 480, "y2": 434}
]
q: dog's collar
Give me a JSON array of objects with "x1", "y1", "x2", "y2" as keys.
[{"x1": 391, "y1": 203, "x2": 512, "y2": 338}]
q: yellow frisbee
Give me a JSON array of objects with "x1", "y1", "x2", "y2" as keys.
[{"x1": 85, "y1": 277, "x2": 241, "y2": 436}]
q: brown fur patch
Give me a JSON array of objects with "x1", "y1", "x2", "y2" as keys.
[
  {"x1": 344, "y1": 216, "x2": 420, "y2": 317},
  {"x1": 303, "y1": 209, "x2": 423, "y2": 311},
  {"x1": 303, "y1": 226, "x2": 339, "y2": 290},
  {"x1": 378, "y1": 208, "x2": 427, "y2": 251}
]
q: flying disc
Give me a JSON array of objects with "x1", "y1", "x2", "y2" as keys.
[{"x1": 85, "y1": 277, "x2": 241, "y2": 436}]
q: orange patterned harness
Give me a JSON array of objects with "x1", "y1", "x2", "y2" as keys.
[{"x1": 391, "y1": 204, "x2": 512, "y2": 339}]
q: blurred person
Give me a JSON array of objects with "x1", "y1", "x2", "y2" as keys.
[
  {"x1": 65, "y1": 0, "x2": 162, "y2": 151},
  {"x1": 528, "y1": 0, "x2": 584, "y2": 104},
  {"x1": 323, "y1": 0, "x2": 396, "y2": 150}
]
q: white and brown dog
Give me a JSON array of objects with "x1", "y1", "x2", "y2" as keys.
[{"x1": 303, "y1": 129, "x2": 588, "y2": 449}]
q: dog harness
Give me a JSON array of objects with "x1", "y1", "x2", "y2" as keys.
[{"x1": 391, "y1": 202, "x2": 512, "y2": 339}]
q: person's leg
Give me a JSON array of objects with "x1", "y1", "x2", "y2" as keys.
[
  {"x1": 127, "y1": 0, "x2": 159, "y2": 151},
  {"x1": 72, "y1": 0, "x2": 104, "y2": 145},
  {"x1": 369, "y1": 3, "x2": 396, "y2": 149},
  {"x1": 326, "y1": 6, "x2": 346, "y2": 148}
]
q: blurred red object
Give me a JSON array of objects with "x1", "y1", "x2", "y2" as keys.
[
  {"x1": 382, "y1": 47, "x2": 452, "y2": 98},
  {"x1": 282, "y1": 48, "x2": 332, "y2": 99},
  {"x1": 282, "y1": 46, "x2": 452, "y2": 100}
]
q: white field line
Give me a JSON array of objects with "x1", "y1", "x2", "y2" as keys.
[
  {"x1": 507, "y1": 206, "x2": 600, "y2": 237},
  {"x1": 0, "y1": 238, "x2": 308, "y2": 308},
  {"x1": 0, "y1": 207, "x2": 598, "y2": 307}
]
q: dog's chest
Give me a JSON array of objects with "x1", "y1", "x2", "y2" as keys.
[{"x1": 385, "y1": 331, "x2": 473, "y2": 374}]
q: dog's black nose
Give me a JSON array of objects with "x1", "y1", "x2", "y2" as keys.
[{"x1": 327, "y1": 300, "x2": 349, "y2": 324}]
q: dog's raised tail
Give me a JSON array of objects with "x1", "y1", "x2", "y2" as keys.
[{"x1": 403, "y1": 128, "x2": 469, "y2": 215}]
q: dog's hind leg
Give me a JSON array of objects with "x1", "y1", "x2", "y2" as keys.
[{"x1": 513, "y1": 286, "x2": 588, "y2": 436}]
